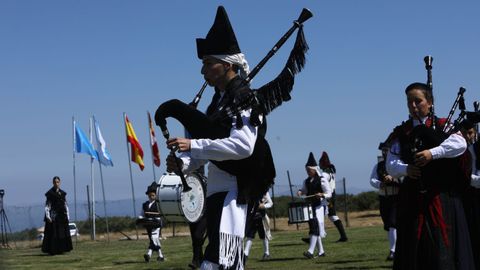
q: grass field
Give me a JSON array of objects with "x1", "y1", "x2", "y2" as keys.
[{"x1": 0, "y1": 224, "x2": 393, "y2": 270}]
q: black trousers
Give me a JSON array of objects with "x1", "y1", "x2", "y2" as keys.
[
  {"x1": 203, "y1": 192, "x2": 228, "y2": 265},
  {"x1": 379, "y1": 195, "x2": 398, "y2": 231},
  {"x1": 189, "y1": 210, "x2": 207, "y2": 260}
]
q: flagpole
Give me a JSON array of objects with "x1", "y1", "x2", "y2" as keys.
[
  {"x1": 72, "y1": 117, "x2": 78, "y2": 223},
  {"x1": 97, "y1": 158, "x2": 110, "y2": 243},
  {"x1": 124, "y1": 112, "x2": 139, "y2": 240},
  {"x1": 148, "y1": 111, "x2": 157, "y2": 182},
  {"x1": 93, "y1": 116, "x2": 110, "y2": 243},
  {"x1": 89, "y1": 117, "x2": 96, "y2": 241}
]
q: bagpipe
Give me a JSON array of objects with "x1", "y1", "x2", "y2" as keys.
[
  {"x1": 403, "y1": 56, "x2": 472, "y2": 192},
  {"x1": 154, "y1": 8, "x2": 313, "y2": 201}
]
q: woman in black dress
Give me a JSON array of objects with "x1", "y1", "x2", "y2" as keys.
[{"x1": 41, "y1": 176, "x2": 73, "y2": 255}]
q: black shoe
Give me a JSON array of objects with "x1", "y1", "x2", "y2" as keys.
[
  {"x1": 157, "y1": 256, "x2": 164, "y2": 262},
  {"x1": 262, "y1": 253, "x2": 270, "y2": 261},
  {"x1": 144, "y1": 254, "x2": 150, "y2": 262},
  {"x1": 386, "y1": 251, "x2": 394, "y2": 261},
  {"x1": 301, "y1": 237, "x2": 310, "y2": 244},
  {"x1": 188, "y1": 259, "x2": 201, "y2": 269},
  {"x1": 318, "y1": 253, "x2": 326, "y2": 257},
  {"x1": 243, "y1": 254, "x2": 248, "y2": 266},
  {"x1": 336, "y1": 237, "x2": 348, "y2": 242},
  {"x1": 303, "y1": 251, "x2": 314, "y2": 259}
]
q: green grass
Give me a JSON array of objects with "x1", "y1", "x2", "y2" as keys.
[{"x1": 0, "y1": 226, "x2": 393, "y2": 270}]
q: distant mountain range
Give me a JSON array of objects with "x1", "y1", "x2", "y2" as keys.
[
  {"x1": 4, "y1": 199, "x2": 144, "y2": 232},
  {"x1": 4, "y1": 186, "x2": 371, "y2": 232}
]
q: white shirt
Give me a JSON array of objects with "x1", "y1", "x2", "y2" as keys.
[
  {"x1": 469, "y1": 144, "x2": 480, "y2": 188},
  {"x1": 179, "y1": 109, "x2": 258, "y2": 197},
  {"x1": 299, "y1": 172, "x2": 332, "y2": 200},
  {"x1": 261, "y1": 192, "x2": 273, "y2": 209},
  {"x1": 386, "y1": 118, "x2": 467, "y2": 179},
  {"x1": 370, "y1": 163, "x2": 399, "y2": 196}
]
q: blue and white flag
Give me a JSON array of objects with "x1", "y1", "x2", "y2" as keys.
[
  {"x1": 74, "y1": 121, "x2": 98, "y2": 159},
  {"x1": 93, "y1": 117, "x2": 114, "y2": 167}
]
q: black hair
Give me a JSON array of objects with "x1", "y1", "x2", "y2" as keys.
[
  {"x1": 405, "y1": 82, "x2": 434, "y2": 104},
  {"x1": 52, "y1": 176, "x2": 61, "y2": 183}
]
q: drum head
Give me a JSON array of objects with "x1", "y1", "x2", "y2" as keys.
[{"x1": 180, "y1": 173, "x2": 206, "y2": 223}]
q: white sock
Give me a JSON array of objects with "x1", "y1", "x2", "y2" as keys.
[
  {"x1": 263, "y1": 238, "x2": 269, "y2": 255},
  {"x1": 147, "y1": 249, "x2": 152, "y2": 257},
  {"x1": 158, "y1": 249, "x2": 163, "y2": 258},
  {"x1": 317, "y1": 236, "x2": 324, "y2": 255},
  {"x1": 308, "y1": 235, "x2": 318, "y2": 254},
  {"x1": 201, "y1": 260, "x2": 219, "y2": 270},
  {"x1": 244, "y1": 238, "x2": 253, "y2": 256},
  {"x1": 388, "y1": 228, "x2": 397, "y2": 252}
]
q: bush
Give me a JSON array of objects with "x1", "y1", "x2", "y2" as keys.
[
  {"x1": 269, "y1": 191, "x2": 379, "y2": 218},
  {"x1": 77, "y1": 216, "x2": 136, "y2": 235},
  {"x1": 349, "y1": 191, "x2": 379, "y2": 211},
  {"x1": 8, "y1": 228, "x2": 38, "y2": 241}
]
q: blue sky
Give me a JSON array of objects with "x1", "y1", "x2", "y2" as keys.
[{"x1": 1, "y1": 1, "x2": 479, "y2": 209}]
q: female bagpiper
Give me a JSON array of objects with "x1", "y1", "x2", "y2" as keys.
[{"x1": 386, "y1": 82, "x2": 474, "y2": 270}]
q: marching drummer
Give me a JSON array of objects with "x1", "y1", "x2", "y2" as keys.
[
  {"x1": 141, "y1": 182, "x2": 164, "y2": 263},
  {"x1": 297, "y1": 152, "x2": 331, "y2": 259}
]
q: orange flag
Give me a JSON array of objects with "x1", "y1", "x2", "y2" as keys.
[
  {"x1": 125, "y1": 114, "x2": 144, "y2": 170},
  {"x1": 148, "y1": 112, "x2": 160, "y2": 167}
]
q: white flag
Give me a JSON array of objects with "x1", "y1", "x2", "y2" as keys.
[{"x1": 93, "y1": 116, "x2": 114, "y2": 167}]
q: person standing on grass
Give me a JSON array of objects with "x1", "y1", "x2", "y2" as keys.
[
  {"x1": 41, "y1": 176, "x2": 73, "y2": 255},
  {"x1": 161, "y1": 6, "x2": 276, "y2": 269},
  {"x1": 385, "y1": 82, "x2": 474, "y2": 270},
  {"x1": 459, "y1": 119, "x2": 480, "y2": 270},
  {"x1": 141, "y1": 182, "x2": 164, "y2": 263},
  {"x1": 243, "y1": 191, "x2": 273, "y2": 264},
  {"x1": 319, "y1": 151, "x2": 348, "y2": 243},
  {"x1": 297, "y1": 152, "x2": 331, "y2": 259},
  {"x1": 370, "y1": 142, "x2": 399, "y2": 261}
]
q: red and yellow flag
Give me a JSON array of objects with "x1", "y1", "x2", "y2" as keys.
[
  {"x1": 125, "y1": 115, "x2": 144, "y2": 170},
  {"x1": 148, "y1": 112, "x2": 160, "y2": 167}
]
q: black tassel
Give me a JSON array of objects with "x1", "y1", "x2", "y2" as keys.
[
  {"x1": 209, "y1": 26, "x2": 309, "y2": 123},
  {"x1": 254, "y1": 25, "x2": 309, "y2": 115},
  {"x1": 235, "y1": 112, "x2": 244, "y2": 128}
]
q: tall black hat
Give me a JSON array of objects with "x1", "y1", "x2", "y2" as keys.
[
  {"x1": 378, "y1": 141, "x2": 391, "y2": 150},
  {"x1": 319, "y1": 151, "x2": 332, "y2": 169},
  {"x1": 196, "y1": 6, "x2": 241, "y2": 59},
  {"x1": 466, "y1": 111, "x2": 480, "y2": 124},
  {"x1": 460, "y1": 119, "x2": 474, "y2": 130},
  {"x1": 145, "y1": 181, "x2": 158, "y2": 195},
  {"x1": 305, "y1": 152, "x2": 317, "y2": 167}
]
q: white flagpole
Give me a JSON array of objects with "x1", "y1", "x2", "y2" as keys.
[
  {"x1": 72, "y1": 117, "x2": 78, "y2": 223},
  {"x1": 124, "y1": 112, "x2": 139, "y2": 240},
  {"x1": 93, "y1": 116, "x2": 110, "y2": 243},
  {"x1": 148, "y1": 111, "x2": 157, "y2": 182},
  {"x1": 89, "y1": 117, "x2": 96, "y2": 241}
]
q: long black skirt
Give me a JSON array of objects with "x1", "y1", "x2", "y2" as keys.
[
  {"x1": 41, "y1": 218, "x2": 73, "y2": 255},
  {"x1": 393, "y1": 187, "x2": 474, "y2": 270}
]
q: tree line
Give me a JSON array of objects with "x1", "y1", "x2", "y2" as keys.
[{"x1": 8, "y1": 191, "x2": 379, "y2": 241}]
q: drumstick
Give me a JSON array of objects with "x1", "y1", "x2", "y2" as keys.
[
  {"x1": 144, "y1": 211, "x2": 162, "y2": 215},
  {"x1": 302, "y1": 194, "x2": 323, "y2": 199}
]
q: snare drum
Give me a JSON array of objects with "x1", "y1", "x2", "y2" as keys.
[
  {"x1": 157, "y1": 173, "x2": 206, "y2": 223},
  {"x1": 136, "y1": 217, "x2": 162, "y2": 229},
  {"x1": 288, "y1": 202, "x2": 313, "y2": 224}
]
